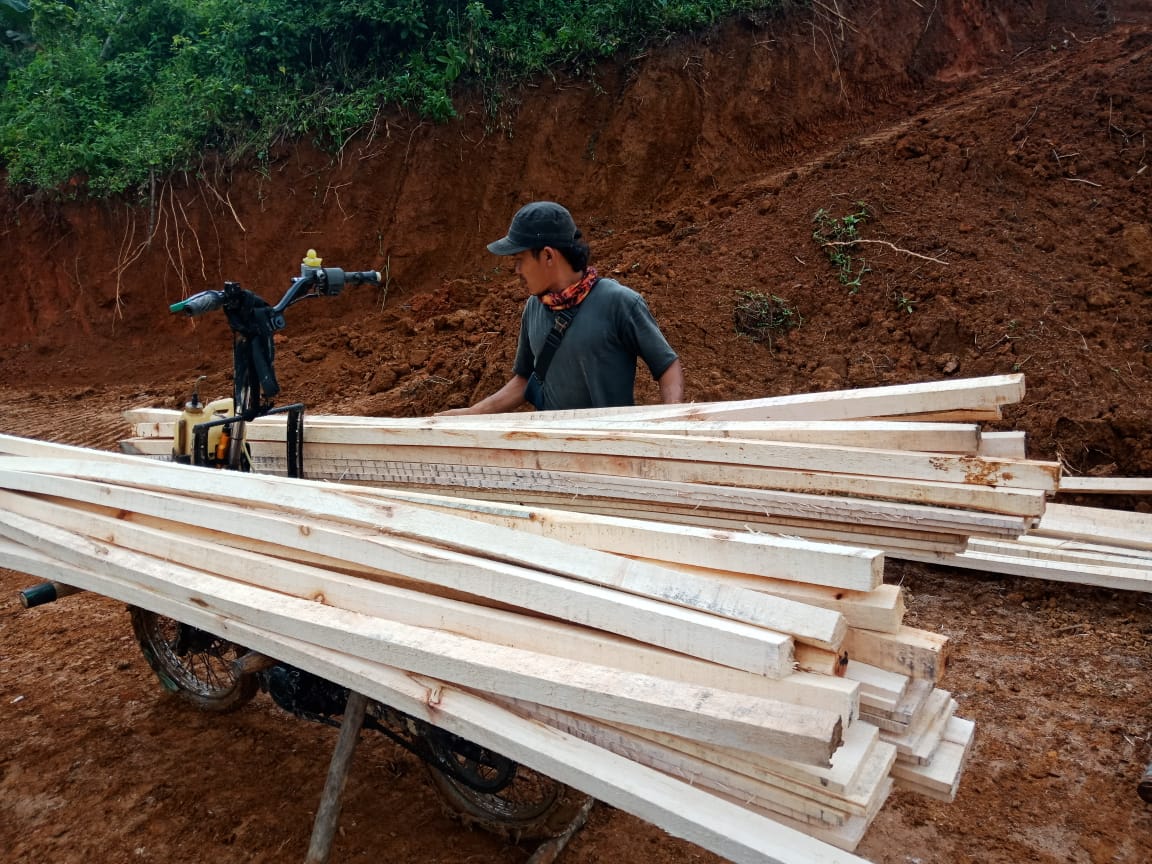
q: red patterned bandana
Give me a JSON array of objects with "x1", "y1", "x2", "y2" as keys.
[{"x1": 541, "y1": 267, "x2": 599, "y2": 311}]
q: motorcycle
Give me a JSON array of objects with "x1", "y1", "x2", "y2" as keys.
[{"x1": 123, "y1": 251, "x2": 582, "y2": 840}]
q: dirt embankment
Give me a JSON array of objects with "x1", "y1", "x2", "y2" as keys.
[{"x1": 2, "y1": 2, "x2": 1152, "y2": 864}]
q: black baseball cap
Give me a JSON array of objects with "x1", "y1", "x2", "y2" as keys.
[{"x1": 487, "y1": 201, "x2": 579, "y2": 255}]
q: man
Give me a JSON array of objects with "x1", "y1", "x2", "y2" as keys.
[{"x1": 439, "y1": 201, "x2": 683, "y2": 414}]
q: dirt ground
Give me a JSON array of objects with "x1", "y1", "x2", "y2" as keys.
[{"x1": 2, "y1": 0, "x2": 1152, "y2": 862}]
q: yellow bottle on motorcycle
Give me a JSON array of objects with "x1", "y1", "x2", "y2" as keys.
[
  {"x1": 172, "y1": 376, "x2": 234, "y2": 464},
  {"x1": 172, "y1": 378, "x2": 206, "y2": 463}
]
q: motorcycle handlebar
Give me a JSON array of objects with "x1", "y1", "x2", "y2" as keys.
[{"x1": 169, "y1": 265, "x2": 382, "y2": 317}]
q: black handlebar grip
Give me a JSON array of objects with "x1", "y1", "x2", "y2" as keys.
[{"x1": 346, "y1": 270, "x2": 382, "y2": 285}]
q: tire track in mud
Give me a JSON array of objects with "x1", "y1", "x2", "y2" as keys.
[{"x1": 0, "y1": 390, "x2": 134, "y2": 452}]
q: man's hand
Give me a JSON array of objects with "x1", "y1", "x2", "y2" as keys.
[{"x1": 435, "y1": 374, "x2": 530, "y2": 416}]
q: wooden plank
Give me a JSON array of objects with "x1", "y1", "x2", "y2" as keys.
[
  {"x1": 844, "y1": 663, "x2": 910, "y2": 707},
  {"x1": 0, "y1": 491, "x2": 859, "y2": 725},
  {"x1": 1, "y1": 457, "x2": 846, "y2": 649},
  {"x1": 502, "y1": 706, "x2": 864, "y2": 826},
  {"x1": 1058, "y1": 476, "x2": 1152, "y2": 494},
  {"x1": 123, "y1": 435, "x2": 1050, "y2": 517},
  {"x1": 896, "y1": 546, "x2": 1152, "y2": 593},
  {"x1": 218, "y1": 433, "x2": 1060, "y2": 497},
  {"x1": 0, "y1": 514, "x2": 841, "y2": 762},
  {"x1": 0, "y1": 472, "x2": 797, "y2": 677},
  {"x1": 966, "y1": 536, "x2": 1152, "y2": 569},
  {"x1": 355, "y1": 492, "x2": 885, "y2": 591},
  {"x1": 0, "y1": 542, "x2": 872, "y2": 864},
  {"x1": 379, "y1": 480, "x2": 1024, "y2": 540},
  {"x1": 795, "y1": 645, "x2": 850, "y2": 677},
  {"x1": 597, "y1": 715, "x2": 888, "y2": 801},
  {"x1": 890, "y1": 716, "x2": 975, "y2": 801},
  {"x1": 841, "y1": 626, "x2": 949, "y2": 683},
  {"x1": 634, "y1": 560, "x2": 904, "y2": 634},
  {"x1": 1032, "y1": 503, "x2": 1152, "y2": 550},
  {"x1": 208, "y1": 423, "x2": 1052, "y2": 491},
  {"x1": 978, "y1": 431, "x2": 1027, "y2": 459},
  {"x1": 459, "y1": 374, "x2": 1025, "y2": 423},
  {"x1": 125, "y1": 408, "x2": 981, "y2": 450},
  {"x1": 127, "y1": 412, "x2": 984, "y2": 453}
]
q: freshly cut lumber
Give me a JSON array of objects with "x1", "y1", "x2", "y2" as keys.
[
  {"x1": 796, "y1": 645, "x2": 850, "y2": 677},
  {"x1": 879, "y1": 689, "x2": 956, "y2": 765},
  {"x1": 351, "y1": 490, "x2": 886, "y2": 592},
  {"x1": 845, "y1": 662, "x2": 910, "y2": 711},
  {"x1": 1058, "y1": 476, "x2": 1152, "y2": 494},
  {"x1": 399, "y1": 483, "x2": 1020, "y2": 546},
  {"x1": 841, "y1": 626, "x2": 950, "y2": 683},
  {"x1": 978, "y1": 431, "x2": 1027, "y2": 459},
  {"x1": 123, "y1": 409, "x2": 985, "y2": 453},
  {"x1": 0, "y1": 513, "x2": 842, "y2": 763},
  {"x1": 0, "y1": 543, "x2": 868, "y2": 864},
  {"x1": 0, "y1": 456, "x2": 844, "y2": 650},
  {"x1": 0, "y1": 471, "x2": 799, "y2": 675},
  {"x1": 0, "y1": 490, "x2": 861, "y2": 724},
  {"x1": 495, "y1": 703, "x2": 889, "y2": 827},
  {"x1": 184, "y1": 439, "x2": 1056, "y2": 515},
  {"x1": 134, "y1": 420, "x2": 1058, "y2": 491},
  {"x1": 897, "y1": 545, "x2": 1152, "y2": 593},
  {"x1": 434, "y1": 374, "x2": 1026, "y2": 423},
  {"x1": 4, "y1": 431, "x2": 889, "y2": 592},
  {"x1": 861, "y1": 678, "x2": 934, "y2": 732},
  {"x1": 1031, "y1": 502, "x2": 1152, "y2": 551},
  {"x1": 890, "y1": 716, "x2": 976, "y2": 801},
  {"x1": 965, "y1": 535, "x2": 1152, "y2": 569},
  {"x1": 639, "y1": 561, "x2": 905, "y2": 633}
]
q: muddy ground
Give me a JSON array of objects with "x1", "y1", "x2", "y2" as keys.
[{"x1": 2, "y1": 1, "x2": 1152, "y2": 862}]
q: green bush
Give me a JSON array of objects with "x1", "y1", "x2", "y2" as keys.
[{"x1": 0, "y1": 0, "x2": 782, "y2": 197}]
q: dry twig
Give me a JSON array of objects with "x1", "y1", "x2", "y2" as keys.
[{"x1": 820, "y1": 239, "x2": 950, "y2": 264}]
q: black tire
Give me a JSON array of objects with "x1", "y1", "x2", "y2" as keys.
[
  {"x1": 424, "y1": 756, "x2": 589, "y2": 842},
  {"x1": 129, "y1": 607, "x2": 258, "y2": 712}
]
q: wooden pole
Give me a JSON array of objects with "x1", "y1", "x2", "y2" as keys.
[
  {"x1": 526, "y1": 795, "x2": 595, "y2": 864},
  {"x1": 305, "y1": 690, "x2": 369, "y2": 864}
]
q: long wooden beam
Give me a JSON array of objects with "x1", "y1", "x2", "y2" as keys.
[
  {"x1": 0, "y1": 490, "x2": 860, "y2": 723},
  {"x1": 0, "y1": 458, "x2": 846, "y2": 649},
  {"x1": 124, "y1": 411, "x2": 985, "y2": 454},
  {"x1": 0, "y1": 471, "x2": 797, "y2": 675},
  {"x1": 221, "y1": 426, "x2": 1059, "y2": 491},
  {"x1": 0, "y1": 543, "x2": 870, "y2": 864},
  {"x1": 896, "y1": 546, "x2": 1152, "y2": 593},
  {"x1": 0, "y1": 513, "x2": 841, "y2": 762},
  {"x1": 400, "y1": 374, "x2": 1026, "y2": 423}
]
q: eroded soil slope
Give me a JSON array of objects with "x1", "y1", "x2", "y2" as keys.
[{"x1": 2, "y1": 1, "x2": 1152, "y2": 862}]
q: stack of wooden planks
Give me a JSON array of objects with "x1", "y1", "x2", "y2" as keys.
[
  {"x1": 0, "y1": 431, "x2": 971, "y2": 864},
  {"x1": 899, "y1": 501, "x2": 1152, "y2": 593},
  {"x1": 119, "y1": 374, "x2": 1060, "y2": 560}
]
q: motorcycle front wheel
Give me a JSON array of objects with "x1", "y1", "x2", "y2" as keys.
[{"x1": 129, "y1": 607, "x2": 258, "y2": 712}]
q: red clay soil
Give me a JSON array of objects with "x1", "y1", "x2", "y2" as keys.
[{"x1": 2, "y1": 1, "x2": 1152, "y2": 862}]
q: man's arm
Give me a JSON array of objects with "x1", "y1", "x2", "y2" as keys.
[
  {"x1": 657, "y1": 358, "x2": 684, "y2": 404},
  {"x1": 436, "y1": 374, "x2": 530, "y2": 416}
]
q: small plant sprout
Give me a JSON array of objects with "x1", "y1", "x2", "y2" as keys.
[
  {"x1": 893, "y1": 291, "x2": 916, "y2": 314},
  {"x1": 733, "y1": 291, "x2": 803, "y2": 349},
  {"x1": 812, "y1": 202, "x2": 873, "y2": 291}
]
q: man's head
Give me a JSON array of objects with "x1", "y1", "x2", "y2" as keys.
[
  {"x1": 488, "y1": 201, "x2": 591, "y2": 295},
  {"x1": 487, "y1": 201, "x2": 578, "y2": 255}
]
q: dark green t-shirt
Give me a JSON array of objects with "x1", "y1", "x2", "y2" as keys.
[{"x1": 513, "y1": 277, "x2": 678, "y2": 410}]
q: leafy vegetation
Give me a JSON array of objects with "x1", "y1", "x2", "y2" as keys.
[
  {"x1": 733, "y1": 290, "x2": 802, "y2": 348},
  {"x1": 812, "y1": 202, "x2": 872, "y2": 290},
  {"x1": 0, "y1": 0, "x2": 782, "y2": 197}
]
